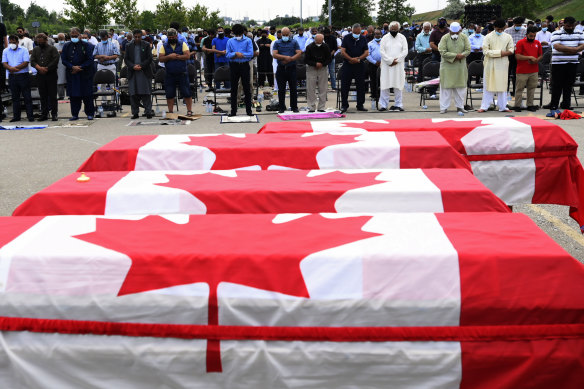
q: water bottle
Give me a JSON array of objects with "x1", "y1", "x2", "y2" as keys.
[
  {"x1": 162, "y1": 110, "x2": 166, "y2": 119},
  {"x1": 457, "y1": 111, "x2": 464, "y2": 117},
  {"x1": 422, "y1": 105, "x2": 428, "y2": 110},
  {"x1": 258, "y1": 94, "x2": 264, "y2": 105},
  {"x1": 98, "y1": 106, "x2": 103, "y2": 116},
  {"x1": 370, "y1": 99, "x2": 376, "y2": 110}
]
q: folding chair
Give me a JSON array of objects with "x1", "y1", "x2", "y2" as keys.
[
  {"x1": 213, "y1": 65, "x2": 231, "y2": 107},
  {"x1": 466, "y1": 60, "x2": 483, "y2": 109},
  {"x1": 296, "y1": 63, "x2": 307, "y2": 103},
  {"x1": 419, "y1": 61, "x2": 440, "y2": 107},
  {"x1": 93, "y1": 69, "x2": 120, "y2": 117}
]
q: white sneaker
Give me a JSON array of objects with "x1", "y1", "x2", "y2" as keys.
[{"x1": 440, "y1": 109, "x2": 448, "y2": 114}]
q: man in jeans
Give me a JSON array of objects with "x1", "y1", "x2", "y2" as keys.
[
  {"x1": 30, "y1": 33, "x2": 60, "y2": 121},
  {"x1": 304, "y1": 34, "x2": 331, "y2": 112},
  {"x1": 513, "y1": 26, "x2": 542, "y2": 112},
  {"x1": 272, "y1": 27, "x2": 301, "y2": 113},
  {"x1": 544, "y1": 17, "x2": 584, "y2": 110},
  {"x1": 2, "y1": 35, "x2": 34, "y2": 122}
]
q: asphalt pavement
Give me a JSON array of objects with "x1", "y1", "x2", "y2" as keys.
[{"x1": 1, "y1": 88, "x2": 583, "y2": 263}]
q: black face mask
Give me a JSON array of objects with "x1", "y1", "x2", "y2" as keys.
[
  {"x1": 564, "y1": 28, "x2": 574, "y2": 34},
  {"x1": 438, "y1": 21, "x2": 446, "y2": 28},
  {"x1": 527, "y1": 38, "x2": 534, "y2": 42},
  {"x1": 390, "y1": 31, "x2": 398, "y2": 37},
  {"x1": 218, "y1": 33, "x2": 224, "y2": 37},
  {"x1": 168, "y1": 38, "x2": 177, "y2": 44}
]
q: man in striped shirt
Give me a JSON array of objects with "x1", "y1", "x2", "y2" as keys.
[{"x1": 544, "y1": 17, "x2": 584, "y2": 110}]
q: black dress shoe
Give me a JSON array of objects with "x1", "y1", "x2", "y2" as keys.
[
  {"x1": 228, "y1": 112, "x2": 237, "y2": 117},
  {"x1": 560, "y1": 105, "x2": 574, "y2": 110},
  {"x1": 513, "y1": 107, "x2": 522, "y2": 112},
  {"x1": 542, "y1": 104, "x2": 556, "y2": 110},
  {"x1": 317, "y1": 109, "x2": 326, "y2": 112},
  {"x1": 131, "y1": 114, "x2": 139, "y2": 119},
  {"x1": 146, "y1": 112, "x2": 153, "y2": 119},
  {"x1": 378, "y1": 107, "x2": 387, "y2": 111},
  {"x1": 308, "y1": 109, "x2": 315, "y2": 113},
  {"x1": 340, "y1": 107, "x2": 348, "y2": 114},
  {"x1": 9, "y1": 118, "x2": 20, "y2": 122},
  {"x1": 52, "y1": 115, "x2": 58, "y2": 121},
  {"x1": 292, "y1": 108, "x2": 299, "y2": 113},
  {"x1": 527, "y1": 106, "x2": 538, "y2": 112},
  {"x1": 278, "y1": 109, "x2": 285, "y2": 114},
  {"x1": 38, "y1": 115, "x2": 48, "y2": 121},
  {"x1": 356, "y1": 106, "x2": 368, "y2": 112},
  {"x1": 246, "y1": 111, "x2": 253, "y2": 116}
]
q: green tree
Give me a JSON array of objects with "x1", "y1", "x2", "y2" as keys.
[
  {"x1": 111, "y1": 0, "x2": 140, "y2": 30},
  {"x1": 155, "y1": 0, "x2": 187, "y2": 30},
  {"x1": 377, "y1": 0, "x2": 416, "y2": 26},
  {"x1": 1, "y1": 0, "x2": 25, "y2": 22},
  {"x1": 204, "y1": 11, "x2": 223, "y2": 30},
  {"x1": 490, "y1": 0, "x2": 542, "y2": 19},
  {"x1": 320, "y1": 0, "x2": 375, "y2": 27},
  {"x1": 64, "y1": 0, "x2": 111, "y2": 31},
  {"x1": 444, "y1": 0, "x2": 465, "y2": 19},
  {"x1": 138, "y1": 10, "x2": 157, "y2": 32}
]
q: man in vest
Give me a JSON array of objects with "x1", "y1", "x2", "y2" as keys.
[{"x1": 158, "y1": 28, "x2": 193, "y2": 115}]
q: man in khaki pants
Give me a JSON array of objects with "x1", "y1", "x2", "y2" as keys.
[
  {"x1": 513, "y1": 26, "x2": 542, "y2": 112},
  {"x1": 304, "y1": 34, "x2": 331, "y2": 112}
]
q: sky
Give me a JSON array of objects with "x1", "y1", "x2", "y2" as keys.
[{"x1": 10, "y1": 0, "x2": 446, "y2": 23}]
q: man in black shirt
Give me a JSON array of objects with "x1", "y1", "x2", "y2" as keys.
[
  {"x1": 30, "y1": 33, "x2": 60, "y2": 121},
  {"x1": 202, "y1": 30, "x2": 215, "y2": 90},
  {"x1": 323, "y1": 28, "x2": 339, "y2": 90},
  {"x1": 305, "y1": 34, "x2": 331, "y2": 112},
  {"x1": 340, "y1": 23, "x2": 369, "y2": 113}
]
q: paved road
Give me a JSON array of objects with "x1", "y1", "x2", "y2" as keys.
[{"x1": 2, "y1": 89, "x2": 583, "y2": 263}]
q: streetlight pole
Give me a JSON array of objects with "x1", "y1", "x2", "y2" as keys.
[
  {"x1": 328, "y1": 0, "x2": 332, "y2": 26},
  {"x1": 300, "y1": 0, "x2": 303, "y2": 27}
]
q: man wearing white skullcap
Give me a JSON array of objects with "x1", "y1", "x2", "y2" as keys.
[{"x1": 438, "y1": 22, "x2": 471, "y2": 113}]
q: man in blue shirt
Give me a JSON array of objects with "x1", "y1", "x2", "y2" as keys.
[
  {"x1": 366, "y1": 29, "x2": 382, "y2": 104},
  {"x1": 2, "y1": 34, "x2": 33, "y2": 122},
  {"x1": 414, "y1": 22, "x2": 432, "y2": 82},
  {"x1": 211, "y1": 26, "x2": 230, "y2": 89},
  {"x1": 294, "y1": 27, "x2": 308, "y2": 53},
  {"x1": 340, "y1": 23, "x2": 369, "y2": 113},
  {"x1": 226, "y1": 24, "x2": 254, "y2": 116},
  {"x1": 273, "y1": 27, "x2": 302, "y2": 113},
  {"x1": 468, "y1": 25, "x2": 484, "y2": 64}
]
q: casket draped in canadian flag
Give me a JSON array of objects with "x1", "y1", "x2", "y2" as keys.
[
  {"x1": 258, "y1": 117, "x2": 584, "y2": 231},
  {"x1": 0, "y1": 213, "x2": 583, "y2": 388},
  {"x1": 76, "y1": 132, "x2": 471, "y2": 171},
  {"x1": 13, "y1": 169, "x2": 509, "y2": 216}
]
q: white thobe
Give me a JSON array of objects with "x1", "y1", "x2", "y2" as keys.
[{"x1": 379, "y1": 33, "x2": 408, "y2": 90}]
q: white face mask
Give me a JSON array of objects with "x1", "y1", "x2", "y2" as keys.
[
  {"x1": 9, "y1": 43, "x2": 17, "y2": 50},
  {"x1": 451, "y1": 34, "x2": 459, "y2": 40},
  {"x1": 315, "y1": 43, "x2": 322, "y2": 47}
]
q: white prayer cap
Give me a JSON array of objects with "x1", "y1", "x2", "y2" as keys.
[{"x1": 450, "y1": 22, "x2": 461, "y2": 33}]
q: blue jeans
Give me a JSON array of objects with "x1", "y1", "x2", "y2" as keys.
[{"x1": 328, "y1": 59, "x2": 336, "y2": 89}]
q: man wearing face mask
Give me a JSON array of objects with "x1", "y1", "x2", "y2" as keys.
[
  {"x1": 478, "y1": 19, "x2": 514, "y2": 113},
  {"x1": 124, "y1": 30, "x2": 153, "y2": 119},
  {"x1": 294, "y1": 27, "x2": 308, "y2": 53},
  {"x1": 340, "y1": 24, "x2": 369, "y2": 113},
  {"x1": 544, "y1": 16, "x2": 584, "y2": 110},
  {"x1": 536, "y1": 22, "x2": 552, "y2": 53},
  {"x1": 430, "y1": 18, "x2": 449, "y2": 62},
  {"x1": 158, "y1": 28, "x2": 193, "y2": 116},
  {"x1": 438, "y1": 22, "x2": 470, "y2": 114},
  {"x1": 468, "y1": 24, "x2": 484, "y2": 64},
  {"x1": 366, "y1": 29, "x2": 382, "y2": 105},
  {"x1": 504, "y1": 17, "x2": 526, "y2": 95},
  {"x1": 2, "y1": 35, "x2": 34, "y2": 122},
  {"x1": 30, "y1": 33, "x2": 60, "y2": 121},
  {"x1": 55, "y1": 33, "x2": 67, "y2": 100},
  {"x1": 257, "y1": 29, "x2": 274, "y2": 88},
  {"x1": 61, "y1": 27, "x2": 95, "y2": 120},
  {"x1": 414, "y1": 22, "x2": 432, "y2": 82},
  {"x1": 378, "y1": 21, "x2": 408, "y2": 112},
  {"x1": 513, "y1": 26, "x2": 542, "y2": 112},
  {"x1": 272, "y1": 27, "x2": 302, "y2": 113},
  {"x1": 225, "y1": 24, "x2": 254, "y2": 116},
  {"x1": 211, "y1": 26, "x2": 230, "y2": 90},
  {"x1": 305, "y1": 34, "x2": 331, "y2": 112},
  {"x1": 94, "y1": 30, "x2": 119, "y2": 76}
]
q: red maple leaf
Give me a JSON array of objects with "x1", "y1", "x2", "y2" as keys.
[
  {"x1": 183, "y1": 133, "x2": 360, "y2": 169},
  {"x1": 73, "y1": 214, "x2": 380, "y2": 372},
  {"x1": 341, "y1": 119, "x2": 491, "y2": 154},
  {"x1": 156, "y1": 170, "x2": 382, "y2": 213}
]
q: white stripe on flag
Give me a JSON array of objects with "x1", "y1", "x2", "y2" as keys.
[{"x1": 470, "y1": 159, "x2": 536, "y2": 204}]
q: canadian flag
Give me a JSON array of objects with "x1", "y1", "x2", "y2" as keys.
[
  {"x1": 13, "y1": 169, "x2": 509, "y2": 216},
  {"x1": 258, "y1": 117, "x2": 584, "y2": 230},
  {"x1": 77, "y1": 132, "x2": 471, "y2": 172},
  {"x1": 0, "y1": 213, "x2": 582, "y2": 388}
]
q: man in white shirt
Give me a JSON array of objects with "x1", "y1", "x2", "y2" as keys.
[
  {"x1": 16, "y1": 27, "x2": 33, "y2": 52},
  {"x1": 84, "y1": 29, "x2": 98, "y2": 45},
  {"x1": 536, "y1": 22, "x2": 552, "y2": 51}
]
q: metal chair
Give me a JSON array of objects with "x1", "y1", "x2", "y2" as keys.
[
  {"x1": 466, "y1": 60, "x2": 483, "y2": 109},
  {"x1": 571, "y1": 59, "x2": 584, "y2": 108},
  {"x1": 419, "y1": 61, "x2": 440, "y2": 107},
  {"x1": 93, "y1": 69, "x2": 120, "y2": 116},
  {"x1": 212, "y1": 65, "x2": 231, "y2": 106}
]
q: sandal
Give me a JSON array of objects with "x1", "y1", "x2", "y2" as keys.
[{"x1": 187, "y1": 110, "x2": 194, "y2": 116}]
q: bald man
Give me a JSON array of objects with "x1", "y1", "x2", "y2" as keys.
[{"x1": 304, "y1": 34, "x2": 331, "y2": 111}]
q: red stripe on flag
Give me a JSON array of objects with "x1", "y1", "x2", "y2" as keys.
[
  {"x1": 0, "y1": 217, "x2": 43, "y2": 248},
  {"x1": 0, "y1": 316, "x2": 582, "y2": 342},
  {"x1": 395, "y1": 132, "x2": 472, "y2": 171},
  {"x1": 465, "y1": 150, "x2": 575, "y2": 161},
  {"x1": 422, "y1": 169, "x2": 510, "y2": 213},
  {"x1": 77, "y1": 136, "x2": 157, "y2": 171},
  {"x1": 437, "y1": 213, "x2": 584, "y2": 326},
  {"x1": 13, "y1": 172, "x2": 128, "y2": 216}
]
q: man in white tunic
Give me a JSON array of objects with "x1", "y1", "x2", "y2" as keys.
[
  {"x1": 378, "y1": 21, "x2": 408, "y2": 111},
  {"x1": 478, "y1": 18, "x2": 514, "y2": 112},
  {"x1": 438, "y1": 22, "x2": 470, "y2": 114}
]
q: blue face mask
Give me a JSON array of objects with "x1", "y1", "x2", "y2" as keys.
[
  {"x1": 495, "y1": 31, "x2": 502, "y2": 36},
  {"x1": 182, "y1": 32, "x2": 188, "y2": 37},
  {"x1": 82, "y1": 38, "x2": 88, "y2": 42},
  {"x1": 282, "y1": 36, "x2": 289, "y2": 42},
  {"x1": 352, "y1": 33, "x2": 360, "y2": 39},
  {"x1": 71, "y1": 37, "x2": 79, "y2": 43},
  {"x1": 475, "y1": 33, "x2": 481, "y2": 37},
  {"x1": 468, "y1": 29, "x2": 474, "y2": 34},
  {"x1": 374, "y1": 37, "x2": 381, "y2": 42},
  {"x1": 514, "y1": 26, "x2": 522, "y2": 31},
  {"x1": 58, "y1": 40, "x2": 65, "y2": 44},
  {"x1": 542, "y1": 27, "x2": 548, "y2": 32}
]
